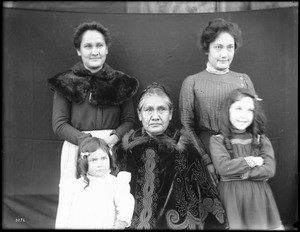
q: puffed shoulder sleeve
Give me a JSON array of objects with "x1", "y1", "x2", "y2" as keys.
[
  {"x1": 114, "y1": 171, "x2": 135, "y2": 227},
  {"x1": 116, "y1": 171, "x2": 131, "y2": 192},
  {"x1": 242, "y1": 73, "x2": 256, "y2": 95}
]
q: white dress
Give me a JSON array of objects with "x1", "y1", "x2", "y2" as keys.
[
  {"x1": 56, "y1": 171, "x2": 134, "y2": 229},
  {"x1": 55, "y1": 130, "x2": 113, "y2": 228}
]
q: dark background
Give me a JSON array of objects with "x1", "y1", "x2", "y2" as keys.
[{"x1": 3, "y1": 7, "x2": 298, "y2": 229}]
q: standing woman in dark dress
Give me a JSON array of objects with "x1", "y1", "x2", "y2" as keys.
[
  {"x1": 179, "y1": 18, "x2": 256, "y2": 186},
  {"x1": 114, "y1": 82, "x2": 227, "y2": 229},
  {"x1": 47, "y1": 21, "x2": 139, "y2": 229}
]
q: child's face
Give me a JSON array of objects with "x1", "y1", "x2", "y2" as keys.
[
  {"x1": 87, "y1": 148, "x2": 110, "y2": 177},
  {"x1": 229, "y1": 96, "x2": 254, "y2": 131}
]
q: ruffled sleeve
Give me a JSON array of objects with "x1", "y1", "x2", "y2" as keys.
[{"x1": 113, "y1": 171, "x2": 135, "y2": 227}]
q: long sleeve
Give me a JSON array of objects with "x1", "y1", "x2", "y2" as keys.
[
  {"x1": 210, "y1": 135, "x2": 251, "y2": 176},
  {"x1": 49, "y1": 62, "x2": 139, "y2": 145},
  {"x1": 52, "y1": 91, "x2": 135, "y2": 145},
  {"x1": 247, "y1": 135, "x2": 276, "y2": 181},
  {"x1": 179, "y1": 76, "x2": 211, "y2": 164},
  {"x1": 115, "y1": 99, "x2": 135, "y2": 139},
  {"x1": 52, "y1": 91, "x2": 83, "y2": 145},
  {"x1": 114, "y1": 172, "x2": 134, "y2": 227}
]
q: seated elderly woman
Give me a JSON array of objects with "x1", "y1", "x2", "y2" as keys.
[{"x1": 113, "y1": 82, "x2": 228, "y2": 230}]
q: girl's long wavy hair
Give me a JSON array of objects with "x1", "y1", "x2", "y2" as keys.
[
  {"x1": 76, "y1": 138, "x2": 114, "y2": 190},
  {"x1": 219, "y1": 88, "x2": 267, "y2": 158}
]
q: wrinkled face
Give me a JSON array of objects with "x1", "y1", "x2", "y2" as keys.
[
  {"x1": 76, "y1": 30, "x2": 108, "y2": 73},
  {"x1": 229, "y1": 96, "x2": 254, "y2": 131},
  {"x1": 138, "y1": 95, "x2": 172, "y2": 136},
  {"x1": 208, "y1": 32, "x2": 235, "y2": 71},
  {"x1": 87, "y1": 149, "x2": 110, "y2": 177}
]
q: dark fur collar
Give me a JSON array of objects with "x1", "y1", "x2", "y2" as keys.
[
  {"x1": 121, "y1": 127, "x2": 191, "y2": 153},
  {"x1": 47, "y1": 62, "x2": 139, "y2": 106}
]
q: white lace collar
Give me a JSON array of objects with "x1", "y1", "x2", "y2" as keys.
[{"x1": 206, "y1": 62, "x2": 229, "y2": 74}]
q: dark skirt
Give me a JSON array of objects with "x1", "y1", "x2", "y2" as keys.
[{"x1": 219, "y1": 180, "x2": 282, "y2": 229}]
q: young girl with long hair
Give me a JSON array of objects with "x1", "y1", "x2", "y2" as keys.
[
  {"x1": 209, "y1": 88, "x2": 284, "y2": 230},
  {"x1": 57, "y1": 137, "x2": 134, "y2": 229}
]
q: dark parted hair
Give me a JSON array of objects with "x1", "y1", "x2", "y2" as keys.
[
  {"x1": 218, "y1": 88, "x2": 267, "y2": 157},
  {"x1": 137, "y1": 82, "x2": 173, "y2": 112},
  {"x1": 200, "y1": 18, "x2": 243, "y2": 52},
  {"x1": 73, "y1": 21, "x2": 112, "y2": 49},
  {"x1": 77, "y1": 138, "x2": 114, "y2": 189}
]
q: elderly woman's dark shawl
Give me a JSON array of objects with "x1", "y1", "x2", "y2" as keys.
[{"x1": 114, "y1": 127, "x2": 228, "y2": 229}]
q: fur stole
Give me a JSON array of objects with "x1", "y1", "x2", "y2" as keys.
[
  {"x1": 121, "y1": 127, "x2": 192, "y2": 154},
  {"x1": 47, "y1": 62, "x2": 139, "y2": 106}
]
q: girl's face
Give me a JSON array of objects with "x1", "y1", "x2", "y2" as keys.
[
  {"x1": 87, "y1": 148, "x2": 110, "y2": 177},
  {"x1": 138, "y1": 95, "x2": 172, "y2": 136},
  {"x1": 229, "y1": 96, "x2": 254, "y2": 131},
  {"x1": 208, "y1": 32, "x2": 235, "y2": 71},
  {"x1": 76, "y1": 30, "x2": 108, "y2": 73}
]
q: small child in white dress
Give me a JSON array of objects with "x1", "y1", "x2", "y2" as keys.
[{"x1": 56, "y1": 137, "x2": 134, "y2": 229}]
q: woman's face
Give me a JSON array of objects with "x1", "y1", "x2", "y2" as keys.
[
  {"x1": 76, "y1": 30, "x2": 108, "y2": 73},
  {"x1": 229, "y1": 96, "x2": 254, "y2": 131},
  {"x1": 87, "y1": 148, "x2": 110, "y2": 177},
  {"x1": 208, "y1": 32, "x2": 235, "y2": 71},
  {"x1": 138, "y1": 95, "x2": 172, "y2": 136}
]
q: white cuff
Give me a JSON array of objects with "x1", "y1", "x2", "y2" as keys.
[{"x1": 244, "y1": 156, "x2": 255, "y2": 168}]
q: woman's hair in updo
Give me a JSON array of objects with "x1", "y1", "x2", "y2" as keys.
[
  {"x1": 200, "y1": 18, "x2": 243, "y2": 52},
  {"x1": 137, "y1": 82, "x2": 173, "y2": 112},
  {"x1": 73, "y1": 21, "x2": 112, "y2": 49}
]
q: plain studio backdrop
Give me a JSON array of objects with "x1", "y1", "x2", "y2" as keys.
[{"x1": 3, "y1": 5, "x2": 298, "y2": 229}]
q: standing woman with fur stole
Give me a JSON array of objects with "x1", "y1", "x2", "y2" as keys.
[
  {"x1": 113, "y1": 82, "x2": 227, "y2": 230},
  {"x1": 47, "y1": 21, "x2": 139, "y2": 229}
]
